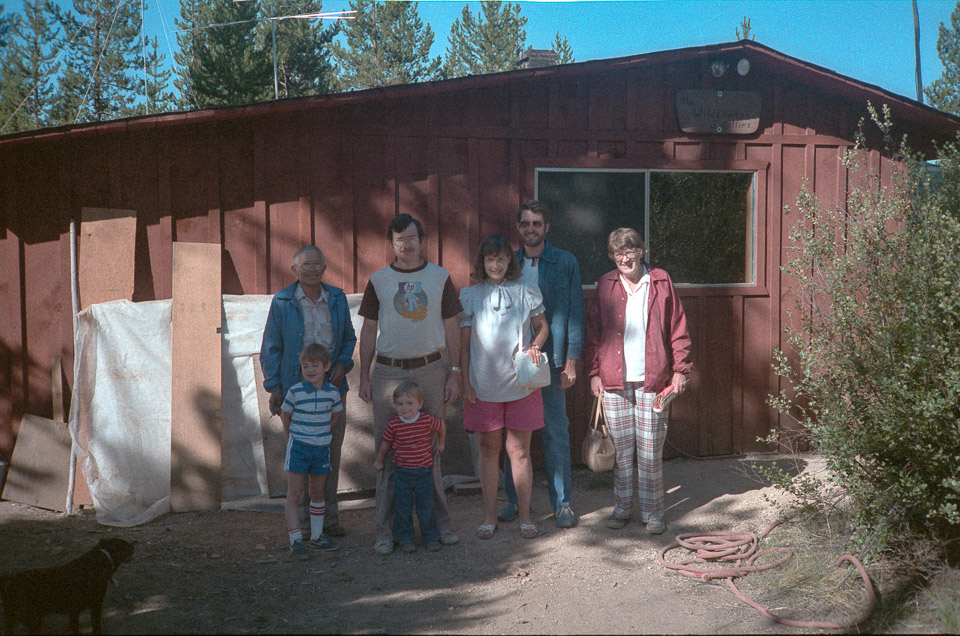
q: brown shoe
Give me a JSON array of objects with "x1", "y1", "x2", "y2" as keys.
[{"x1": 605, "y1": 515, "x2": 628, "y2": 529}]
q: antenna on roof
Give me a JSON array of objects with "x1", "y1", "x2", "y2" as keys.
[{"x1": 175, "y1": 1, "x2": 355, "y2": 100}]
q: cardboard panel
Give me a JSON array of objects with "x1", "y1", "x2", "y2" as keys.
[
  {"x1": 4, "y1": 415, "x2": 70, "y2": 511},
  {"x1": 171, "y1": 242, "x2": 222, "y2": 512},
  {"x1": 79, "y1": 208, "x2": 137, "y2": 309},
  {"x1": 252, "y1": 355, "x2": 286, "y2": 498}
]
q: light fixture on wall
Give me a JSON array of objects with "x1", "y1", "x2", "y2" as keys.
[
  {"x1": 710, "y1": 60, "x2": 728, "y2": 77},
  {"x1": 737, "y1": 58, "x2": 751, "y2": 76}
]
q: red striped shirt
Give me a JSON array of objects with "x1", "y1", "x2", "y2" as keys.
[{"x1": 382, "y1": 412, "x2": 442, "y2": 469}]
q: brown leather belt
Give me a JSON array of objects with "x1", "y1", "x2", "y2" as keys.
[{"x1": 376, "y1": 351, "x2": 442, "y2": 370}]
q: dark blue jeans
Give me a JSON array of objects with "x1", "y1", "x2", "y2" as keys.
[{"x1": 393, "y1": 466, "x2": 438, "y2": 543}]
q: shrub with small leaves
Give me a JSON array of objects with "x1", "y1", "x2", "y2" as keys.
[{"x1": 769, "y1": 104, "x2": 960, "y2": 552}]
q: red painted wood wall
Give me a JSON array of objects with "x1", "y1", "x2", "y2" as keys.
[{"x1": 2, "y1": 42, "x2": 957, "y2": 465}]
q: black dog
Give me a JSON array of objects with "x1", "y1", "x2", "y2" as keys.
[{"x1": 0, "y1": 537, "x2": 134, "y2": 635}]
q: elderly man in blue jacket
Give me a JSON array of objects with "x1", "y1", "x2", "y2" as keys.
[{"x1": 260, "y1": 245, "x2": 357, "y2": 537}]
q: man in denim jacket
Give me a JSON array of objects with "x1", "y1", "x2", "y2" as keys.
[
  {"x1": 499, "y1": 200, "x2": 584, "y2": 528},
  {"x1": 260, "y1": 245, "x2": 357, "y2": 536}
]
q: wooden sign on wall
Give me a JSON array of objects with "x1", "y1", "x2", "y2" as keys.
[{"x1": 676, "y1": 90, "x2": 761, "y2": 134}]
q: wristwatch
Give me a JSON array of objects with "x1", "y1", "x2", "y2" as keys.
[{"x1": 450, "y1": 366, "x2": 461, "y2": 373}]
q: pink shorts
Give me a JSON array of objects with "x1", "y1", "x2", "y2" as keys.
[{"x1": 463, "y1": 390, "x2": 545, "y2": 433}]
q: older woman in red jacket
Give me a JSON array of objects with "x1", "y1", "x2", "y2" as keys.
[{"x1": 583, "y1": 228, "x2": 692, "y2": 534}]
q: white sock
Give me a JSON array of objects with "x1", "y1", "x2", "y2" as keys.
[
  {"x1": 288, "y1": 528, "x2": 303, "y2": 545},
  {"x1": 309, "y1": 501, "x2": 326, "y2": 541}
]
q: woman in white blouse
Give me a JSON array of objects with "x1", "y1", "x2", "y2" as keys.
[{"x1": 460, "y1": 234, "x2": 549, "y2": 540}]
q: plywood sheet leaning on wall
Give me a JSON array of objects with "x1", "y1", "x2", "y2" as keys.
[
  {"x1": 171, "y1": 242, "x2": 222, "y2": 512},
  {"x1": 4, "y1": 414, "x2": 72, "y2": 511},
  {"x1": 78, "y1": 208, "x2": 137, "y2": 309}
]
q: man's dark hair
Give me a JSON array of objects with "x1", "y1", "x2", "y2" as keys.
[
  {"x1": 517, "y1": 199, "x2": 551, "y2": 224},
  {"x1": 387, "y1": 214, "x2": 424, "y2": 241}
]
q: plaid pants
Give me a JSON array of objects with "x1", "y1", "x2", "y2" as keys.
[{"x1": 601, "y1": 383, "x2": 668, "y2": 522}]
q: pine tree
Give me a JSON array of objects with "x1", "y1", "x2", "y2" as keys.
[
  {"x1": 174, "y1": 0, "x2": 271, "y2": 109},
  {"x1": 444, "y1": 1, "x2": 526, "y2": 78},
  {"x1": 0, "y1": 0, "x2": 62, "y2": 133},
  {"x1": 0, "y1": 4, "x2": 10, "y2": 50},
  {"x1": 925, "y1": 1, "x2": 960, "y2": 116},
  {"x1": 552, "y1": 31, "x2": 574, "y2": 64},
  {"x1": 258, "y1": 0, "x2": 339, "y2": 99},
  {"x1": 331, "y1": 0, "x2": 442, "y2": 91},
  {"x1": 54, "y1": 0, "x2": 142, "y2": 124},
  {"x1": 143, "y1": 35, "x2": 177, "y2": 114}
]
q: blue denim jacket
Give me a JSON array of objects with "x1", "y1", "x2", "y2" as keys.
[
  {"x1": 516, "y1": 241, "x2": 584, "y2": 367},
  {"x1": 259, "y1": 282, "x2": 357, "y2": 395}
]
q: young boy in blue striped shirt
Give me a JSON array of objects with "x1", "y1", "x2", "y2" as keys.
[{"x1": 281, "y1": 343, "x2": 343, "y2": 559}]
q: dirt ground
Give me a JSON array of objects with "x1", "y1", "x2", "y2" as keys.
[{"x1": 1, "y1": 455, "x2": 850, "y2": 635}]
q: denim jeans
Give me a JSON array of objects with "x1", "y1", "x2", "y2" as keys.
[
  {"x1": 504, "y1": 367, "x2": 572, "y2": 512},
  {"x1": 393, "y1": 466, "x2": 438, "y2": 543}
]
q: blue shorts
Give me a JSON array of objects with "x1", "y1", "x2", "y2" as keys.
[{"x1": 284, "y1": 437, "x2": 332, "y2": 476}]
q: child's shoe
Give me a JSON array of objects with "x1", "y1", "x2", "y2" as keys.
[
  {"x1": 399, "y1": 541, "x2": 416, "y2": 553},
  {"x1": 309, "y1": 534, "x2": 339, "y2": 551},
  {"x1": 290, "y1": 539, "x2": 309, "y2": 560}
]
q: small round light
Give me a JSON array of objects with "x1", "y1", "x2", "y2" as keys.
[{"x1": 737, "y1": 58, "x2": 750, "y2": 76}]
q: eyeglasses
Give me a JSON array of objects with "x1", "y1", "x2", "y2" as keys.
[
  {"x1": 611, "y1": 250, "x2": 639, "y2": 262},
  {"x1": 298, "y1": 262, "x2": 325, "y2": 270},
  {"x1": 393, "y1": 236, "x2": 420, "y2": 246}
]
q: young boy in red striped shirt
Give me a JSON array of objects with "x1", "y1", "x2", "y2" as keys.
[{"x1": 373, "y1": 381, "x2": 446, "y2": 553}]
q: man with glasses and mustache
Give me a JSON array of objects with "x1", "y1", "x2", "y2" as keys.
[
  {"x1": 357, "y1": 214, "x2": 463, "y2": 555},
  {"x1": 261, "y1": 245, "x2": 357, "y2": 538}
]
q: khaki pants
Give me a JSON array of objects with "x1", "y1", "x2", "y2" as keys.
[{"x1": 372, "y1": 357, "x2": 452, "y2": 543}]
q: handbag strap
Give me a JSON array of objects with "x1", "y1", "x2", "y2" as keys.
[{"x1": 591, "y1": 395, "x2": 602, "y2": 431}]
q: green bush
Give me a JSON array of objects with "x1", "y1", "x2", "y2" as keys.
[{"x1": 769, "y1": 105, "x2": 960, "y2": 550}]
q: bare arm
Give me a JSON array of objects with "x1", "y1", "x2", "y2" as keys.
[
  {"x1": 525, "y1": 313, "x2": 550, "y2": 364},
  {"x1": 443, "y1": 315, "x2": 461, "y2": 405},
  {"x1": 460, "y1": 325, "x2": 476, "y2": 404},
  {"x1": 358, "y1": 318, "x2": 378, "y2": 403},
  {"x1": 281, "y1": 410, "x2": 292, "y2": 437},
  {"x1": 373, "y1": 438, "x2": 391, "y2": 472}
]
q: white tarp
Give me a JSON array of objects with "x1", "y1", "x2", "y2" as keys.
[
  {"x1": 70, "y1": 295, "x2": 285, "y2": 526},
  {"x1": 69, "y1": 293, "x2": 474, "y2": 527}
]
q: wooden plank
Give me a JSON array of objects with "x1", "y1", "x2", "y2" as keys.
[
  {"x1": 78, "y1": 208, "x2": 137, "y2": 309},
  {"x1": 252, "y1": 354, "x2": 286, "y2": 498},
  {"x1": 170, "y1": 242, "x2": 222, "y2": 512},
  {"x1": 4, "y1": 414, "x2": 71, "y2": 512}
]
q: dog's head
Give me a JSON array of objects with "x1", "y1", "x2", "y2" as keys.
[{"x1": 97, "y1": 538, "x2": 135, "y2": 566}]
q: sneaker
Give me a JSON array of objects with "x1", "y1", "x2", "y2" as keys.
[
  {"x1": 309, "y1": 534, "x2": 339, "y2": 551},
  {"x1": 497, "y1": 503, "x2": 519, "y2": 522},
  {"x1": 646, "y1": 519, "x2": 666, "y2": 535},
  {"x1": 439, "y1": 529, "x2": 460, "y2": 545},
  {"x1": 399, "y1": 541, "x2": 416, "y2": 553},
  {"x1": 555, "y1": 506, "x2": 578, "y2": 528},
  {"x1": 426, "y1": 540, "x2": 442, "y2": 552},
  {"x1": 289, "y1": 539, "x2": 309, "y2": 560},
  {"x1": 605, "y1": 515, "x2": 628, "y2": 530},
  {"x1": 374, "y1": 539, "x2": 394, "y2": 555},
  {"x1": 324, "y1": 523, "x2": 346, "y2": 537}
]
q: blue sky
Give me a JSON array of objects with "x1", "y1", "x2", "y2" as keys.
[{"x1": 6, "y1": 0, "x2": 959, "y2": 103}]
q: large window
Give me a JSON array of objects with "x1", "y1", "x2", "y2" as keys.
[{"x1": 536, "y1": 169, "x2": 755, "y2": 286}]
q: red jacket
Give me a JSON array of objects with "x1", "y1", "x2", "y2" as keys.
[{"x1": 583, "y1": 267, "x2": 692, "y2": 394}]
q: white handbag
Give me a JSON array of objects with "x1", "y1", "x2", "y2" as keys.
[{"x1": 513, "y1": 286, "x2": 550, "y2": 389}]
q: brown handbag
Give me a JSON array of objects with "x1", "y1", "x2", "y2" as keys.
[{"x1": 582, "y1": 395, "x2": 616, "y2": 472}]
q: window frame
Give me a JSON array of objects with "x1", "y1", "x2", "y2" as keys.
[{"x1": 525, "y1": 158, "x2": 769, "y2": 297}]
